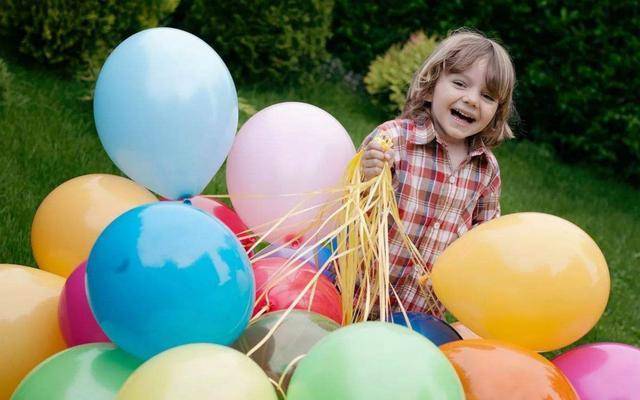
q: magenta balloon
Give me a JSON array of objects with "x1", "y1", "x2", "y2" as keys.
[
  {"x1": 226, "y1": 102, "x2": 355, "y2": 245},
  {"x1": 553, "y1": 342, "x2": 640, "y2": 399},
  {"x1": 58, "y1": 262, "x2": 110, "y2": 346}
]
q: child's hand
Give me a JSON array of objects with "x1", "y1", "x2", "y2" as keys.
[{"x1": 363, "y1": 138, "x2": 395, "y2": 180}]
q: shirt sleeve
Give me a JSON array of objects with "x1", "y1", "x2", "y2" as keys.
[{"x1": 472, "y1": 169, "x2": 501, "y2": 227}]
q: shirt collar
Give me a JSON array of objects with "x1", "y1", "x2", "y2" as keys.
[
  {"x1": 468, "y1": 134, "x2": 488, "y2": 157},
  {"x1": 408, "y1": 118, "x2": 436, "y2": 144},
  {"x1": 408, "y1": 118, "x2": 488, "y2": 157}
]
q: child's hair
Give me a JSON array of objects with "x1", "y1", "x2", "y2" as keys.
[{"x1": 401, "y1": 28, "x2": 516, "y2": 147}]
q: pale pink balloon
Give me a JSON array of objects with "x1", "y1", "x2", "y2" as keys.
[
  {"x1": 226, "y1": 102, "x2": 355, "y2": 245},
  {"x1": 58, "y1": 261, "x2": 110, "y2": 346},
  {"x1": 553, "y1": 342, "x2": 640, "y2": 399}
]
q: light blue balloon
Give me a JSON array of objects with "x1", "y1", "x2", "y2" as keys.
[
  {"x1": 94, "y1": 28, "x2": 238, "y2": 199},
  {"x1": 86, "y1": 202, "x2": 254, "y2": 360}
]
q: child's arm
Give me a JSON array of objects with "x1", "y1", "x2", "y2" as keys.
[{"x1": 472, "y1": 171, "x2": 501, "y2": 227}]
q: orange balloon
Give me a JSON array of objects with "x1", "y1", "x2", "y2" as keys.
[
  {"x1": 31, "y1": 174, "x2": 157, "y2": 277},
  {"x1": 431, "y1": 213, "x2": 610, "y2": 352},
  {"x1": 440, "y1": 339, "x2": 578, "y2": 399},
  {"x1": 451, "y1": 322, "x2": 481, "y2": 340},
  {"x1": 0, "y1": 264, "x2": 66, "y2": 399}
]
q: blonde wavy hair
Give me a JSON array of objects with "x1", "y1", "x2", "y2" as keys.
[{"x1": 401, "y1": 29, "x2": 516, "y2": 147}]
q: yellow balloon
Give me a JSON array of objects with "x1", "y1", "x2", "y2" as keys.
[
  {"x1": 0, "y1": 264, "x2": 66, "y2": 400},
  {"x1": 31, "y1": 174, "x2": 157, "y2": 277},
  {"x1": 431, "y1": 213, "x2": 610, "y2": 352},
  {"x1": 117, "y1": 344, "x2": 278, "y2": 400}
]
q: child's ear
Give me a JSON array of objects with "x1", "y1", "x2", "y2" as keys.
[{"x1": 425, "y1": 91, "x2": 433, "y2": 102}]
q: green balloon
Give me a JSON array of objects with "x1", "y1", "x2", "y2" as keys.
[
  {"x1": 286, "y1": 322, "x2": 464, "y2": 400},
  {"x1": 11, "y1": 343, "x2": 141, "y2": 400}
]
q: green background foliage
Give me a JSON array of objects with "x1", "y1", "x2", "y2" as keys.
[
  {"x1": 0, "y1": 58, "x2": 11, "y2": 110},
  {"x1": 182, "y1": 0, "x2": 334, "y2": 84},
  {"x1": 364, "y1": 32, "x2": 438, "y2": 113},
  {"x1": 0, "y1": 0, "x2": 179, "y2": 78}
]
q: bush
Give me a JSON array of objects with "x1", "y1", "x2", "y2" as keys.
[
  {"x1": 364, "y1": 32, "x2": 437, "y2": 114},
  {"x1": 184, "y1": 0, "x2": 334, "y2": 84},
  {"x1": 0, "y1": 58, "x2": 11, "y2": 110},
  {"x1": 329, "y1": 0, "x2": 431, "y2": 74},
  {"x1": 335, "y1": 1, "x2": 640, "y2": 183},
  {"x1": 0, "y1": 1, "x2": 179, "y2": 74}
]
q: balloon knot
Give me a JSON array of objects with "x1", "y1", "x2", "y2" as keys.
[{"x1": 284, "y1": 234, "x2": 301, "y2": 249}]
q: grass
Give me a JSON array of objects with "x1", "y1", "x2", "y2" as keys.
[{"x1": 1, "y1": 51, "x2": 638, "y2": 352}]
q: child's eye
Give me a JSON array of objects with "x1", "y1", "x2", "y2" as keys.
[
  {"x1": 453, "y1": 80, "x2": 466, "y2": 88},
  {"x1": 482, "y1": 93, "x2": 496, "y2": 102}
]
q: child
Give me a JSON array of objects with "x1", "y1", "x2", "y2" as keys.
[{"x1": 362, "y1": 29, "x2": 516, "y2": 318}]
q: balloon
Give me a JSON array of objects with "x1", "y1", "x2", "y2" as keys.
[
  {"x1": 315, "y1": 240, "x2": 336, "y2": 272},
  {"x1": 11, "y1": 343, "x2": 140, "y2": 400},
  {"x1": 553, "y1": 342, "x2": 640, "y2": 399},
  {"x1": 233, "y1": 310, "x2": 340, "y2": 391},
  {"x1": 391, "y1": 312, "x2": 461, "y2": 346},
  {"x1": 253, "y1": 257, "x2": 341, "y2": 324},
  {"x1": 58, "y1": 261, "x2": 109, "y2": 346},
  {"x1": 188, "y1": 195, "x2": 256, "y2": 252},
  {"x1": 440, "y1": 339, "x2": 578, "y2": 399},
  {"x1": 117, "y1": 344, "x2": 277, "y2": 400},
  {"x1": 31, "y1": 174, "x2": 157, "y2": 277},
  {"x1": 0, "y1": 265, "x2": 65, "y2": 399},
  {"x1": 451, "y1": 322, "x2": 481, "y2": 340},
  {"x1": 287, "y1": 322, "x2": 464, "y2": 400},
  {"x1": 255, "y1": 241, "x2": 336, "y2": 280},
  {"x1": 227, "y1": 102, "x2": 355, "y2": 244},
  {"x1": 87, "y1": 202, "x2": 254, "y2": 360},
  {"x1": 431, "y1": 212, "x2": 610, "y2": 351},
  {"x1": 94, "y1": 27, "x2": 238, "y2": 200}
]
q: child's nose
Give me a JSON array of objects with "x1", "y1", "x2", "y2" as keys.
[{"x1": 463, "y1": 92, "x2": 479, "y2": 107}]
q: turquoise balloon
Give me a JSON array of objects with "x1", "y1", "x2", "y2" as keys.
[
  {"x1": 94, "y1": 27, "x2": 238, "y2": 199},
  {"x1": 11, "y1": 343, "x2": 140, "y2": 400},
  {"x1": 287, "y1": 322, "x2": 464, "y2": 400},
  {"x1": 87, "y1": 202, "x2": 255, "y2": 360}
]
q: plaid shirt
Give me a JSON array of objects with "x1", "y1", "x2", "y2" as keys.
[{"x1": 362, "y1": 118, "x2": 502, "y2": 317}]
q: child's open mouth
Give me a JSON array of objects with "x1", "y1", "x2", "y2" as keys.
[{"x1": 451, "y1": 108, "x2": 476, "y2": 124}]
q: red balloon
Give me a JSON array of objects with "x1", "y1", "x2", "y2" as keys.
[
  {"x1": 253, "y1": 257, "x2": 342, "y2": 324},
  {"x1": 189, "y1": 195, "x2": 257, "y2": 253}
]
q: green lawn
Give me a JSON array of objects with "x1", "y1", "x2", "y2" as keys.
[{"x1": 1, "y1": 52, "x2": 638, "y2": 352}]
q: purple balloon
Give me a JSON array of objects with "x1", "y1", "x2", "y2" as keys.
[
  {"x1": 553, "y1": 342, "x2": 640, "y2": 399},
  {"x1": 58, "y1": 262, "x2": 110, "y2": 346}
]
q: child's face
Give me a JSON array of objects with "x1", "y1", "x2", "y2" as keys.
[{"x1": 430, "y1": 59, "x2": 499, "y2": 145}]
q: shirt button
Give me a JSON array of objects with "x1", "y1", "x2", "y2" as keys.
[
  {"x1": 449, "y1": 175, "x2": 456, "y2": 183},
  {"x1": 433, "y1": 222, "x2": 441, "y2": 229}
]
